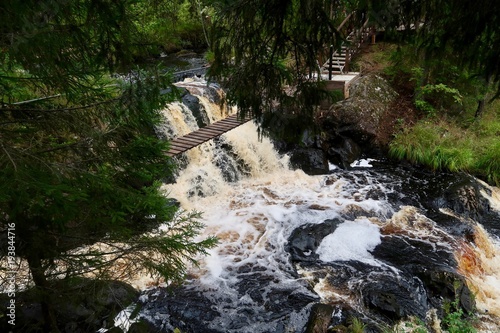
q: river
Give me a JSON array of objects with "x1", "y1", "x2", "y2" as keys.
[{"x1": 131, "y1": 78, "x2": 500, "y2": 333}]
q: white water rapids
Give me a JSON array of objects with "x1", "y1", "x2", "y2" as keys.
[{"x1": 130, "y1": 78, "x2": 500, "y2": 333}]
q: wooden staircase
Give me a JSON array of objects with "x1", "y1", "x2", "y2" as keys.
[{"x1": 320, "y1": 13, "x2": 374, "y2": 78}]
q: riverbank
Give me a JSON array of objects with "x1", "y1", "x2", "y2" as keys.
[{"x1": 351, "y1": 42, "x2": 500, "y2": 187}]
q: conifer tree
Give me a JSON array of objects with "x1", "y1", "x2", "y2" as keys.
[
  {"x1": 0, "y1": 1, "x2": 216, "y2": 331},
  {"x1": 207, "y1": 0, "x2": 345, "y2": 139}
]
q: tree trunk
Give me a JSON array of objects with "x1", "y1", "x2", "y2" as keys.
[
  {"x1": 26, "y1": 254, "x2": 60, "y2": 333},
  {"x1": 475, "y1": 99, "x2": 485, "y2": 119},
  {"x1": 475, "y1": 75, "x2": 491, "y2": 119}
]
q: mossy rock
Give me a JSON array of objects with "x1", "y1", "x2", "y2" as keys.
[
  {"x1": 319, "y1": 74, "x2": 399, "y2": 165},
  {"x1": 0, "y1": 277, "x2": 138, "y2": 333}
]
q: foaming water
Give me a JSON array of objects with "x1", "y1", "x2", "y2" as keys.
[
  {"x1": 458, "y1": 225, "x2": 500, "y2": 317},
  {"x1": 138, "y1": 79, "x2": 500, "y2": 332},
  {"x1": 316, "y1": 219, "x2": 382, "y2": 263},
  {"x1": 163, "y1": 120, "x2": 291, "y2": 210}
]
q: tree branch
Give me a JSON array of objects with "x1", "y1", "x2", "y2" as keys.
[{"x1": 0, "y1": 98, "x2": 120, "y2": 113}]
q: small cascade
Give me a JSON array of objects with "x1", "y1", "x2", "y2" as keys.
[{"x1": 135, "y1": 79, "x2": 500, "y2": 333}]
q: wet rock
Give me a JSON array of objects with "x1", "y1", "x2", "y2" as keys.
[
  {"x1": 371, "y1": 235, "x2": 475, "y2": 314},
  {"x1": 341, "y1": 204, "x2": 377, "y2": 220},
  {"x1": 286, "y1": 202, "x2": 476, "y2": 327},
  {"x1": 305, "y1": 303, "x2": 334, "y2": 333},
  {"x1": 308, "y1": 204, "x2": 330, "y2": 211},
  {"x1": 319, "y1": 74, "x2": 398, "y2": 167},
  {"x1": 298, "y1": 261, "x2": 431, "y2": 327},
  {"x1": 366, "y1": 162, "x2": 500, "y2": 237},
  {"x1": 372, "y1": 235, "x2": 457, "y2": 272},
  {"x1": 362, "y1": 275, "x2": 429, "y2": 321},
  {"x1": 327, "y1": 305, "x2": 381, "y2": 333},
  {"x1": 128, "y1": 320, "x2": 156, "y2": 333},
  {"x1": 182, "y1": 93, "x2": 210, "y2": 128},
  {"x1": 433, "y1": 174, "x2": 499, "y2": 235},
  {"x1": 289, "y1": 148, "x2": 329, "y2": 175},
  {"x1": 138, "y1": 268, "x2": 319, "y2": 333},
  {"x1": 286, "y1": 219, "x2": 343, "y2": 262},
  {"x1": 214, "y1": 138, "x2": 252, "y2": 182},
  {"x1": 327, "y1": 137, "x2": 362, "y2": 169},
  {"x1": 138, "y1": 288, "x2": 220, "y2": 333}
]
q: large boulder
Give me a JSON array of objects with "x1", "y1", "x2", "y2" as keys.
[
  {"x1": 319, "y1": 74, "x2": 399, "y2": 167},
  {"x1": 288, "y1": 148, "x2": 329, "y2": 175},
  {"x1": 0, "y1": 278, "x2": 138, "y2": 333},
  {"x1": 137, "y1": 268, "x2": 319, "y2": 333}
]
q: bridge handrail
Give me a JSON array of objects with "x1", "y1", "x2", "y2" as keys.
[
  {"x1": 3, "y1": 66, "x2": 211, "y2": 106},
  {"x1": 337, "y1": 12, "x2": 355, "y2": 32}
]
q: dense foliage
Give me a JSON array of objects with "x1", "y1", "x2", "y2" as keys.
[
  {"x1": 207, "y1": 0, "x2": 348, "y2": 139},
  {"x1": 0, "y1": 1, "x2": 216, "y2": 331},
  {"x1": 382, "y1": 38, "x2": 500, "y2": 185},
  {"x1": 130, "y1": 0, "x2": 209, "y2": 56},
  {"x1": 207, "y1": 0, "x2": 499, "y2": 142}
]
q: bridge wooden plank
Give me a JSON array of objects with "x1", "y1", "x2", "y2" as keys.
[
  {"x1": 205, "y1": 124, "x2": 232, "y2": 131},
  {"x1": 183, "y1": 132, "x2": 214, "y2": 140},
  {"x1": 208, "y1": 124, "x2": 235, "y2": 130},
  {"x1": 171, "y1": 142, "x2": 196, "y2": 149},
  {"x1": 201, "y1": 126, "x2": 228, "y2": 133},
  {"x1": 176, "y1": 136, "x2": 204, "y2": 145},
  {"x1": 207, "y1": 121, "x2": 239, "y2": 128},
  {"x1": 192, "y1": 131, "x2": 220, "y2": 139},
  {"x1": 171, "y1": 137, "x2": 199, "y2": 144},
  {"x1": 216, "y1": 119, "x2": 244, "y2": 126},
  {"x1": 198, "y1": 128, "x2": 226, "y2": 136},
  {"x1": 222, "y1": 114, "x2": 239, "y2": 120},
  {"x1": 222, "y1": 115, "x2": 252, "y2": 122},
  {"x1": 209, "y1": 120, "x2": 234, "y2": 126},
  {"x1": 227, "y1": 114, "x2": 253, "y2": 120},
  {"x1": 171, "y1": 136, "x2": 196, "y2": 144},
  {"x1": 167, "y1": 148, "x2": 187, "y2": 156},
  {"x1": 222, "y1": 114, "x2": 241, "y2": 120},
  {"x1": 170, "y1": 142, "x2": 198, "y2": 149},
  {"x1": 176, "y1": 133, "x2": 207, "y2": 141},
  {"x1": 166, "y1": 147, "x2": 188, "y2": 156},
  {"x1": 199, "y1": 122, "x2": 247, "y2": 134},
  {"x1": 215, "y1": 118, "x2": 251, "y2": 125},
  {"x1": 194, "y1": 132, "x2": 223, "y2": 139},
  {"x1": 200, "y1": 125, "x2": 226, "y2": 131},
  {"x1": 181, "y1": 135, "x2": 213, "y2": 143},
  {"x1": 217, "y1": 117, "x2": 251, "y2": 124}
]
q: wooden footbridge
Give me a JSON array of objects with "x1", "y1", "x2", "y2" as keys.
[{"x1": 166, "y1": 113, "x2": 254, "y2": 157}]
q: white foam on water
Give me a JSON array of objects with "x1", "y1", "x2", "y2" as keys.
[
  {"x1": 316, "y1": 219, "x2": 382, "y2": 264},
  {"x1": 350, "y1": 158, "x2": 377, "y2": 168},
  {"x1": 478, "y1": 179, "x2": 500, "y2": 213}
]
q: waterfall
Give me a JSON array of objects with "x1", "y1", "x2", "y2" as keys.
[{"x1": 135, "y1": 78, "x2": 500, "y2": 333}]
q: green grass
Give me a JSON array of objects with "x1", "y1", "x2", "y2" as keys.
[
  {"x1": 348, "y1": 317, "x2": 367, "y2": 333},
  {"x1": 389, "y1": 101, "x2": 500, "y2": 186},
  {"x1": 378, "y1": 39, "x2": 500, "y2": 186}
]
